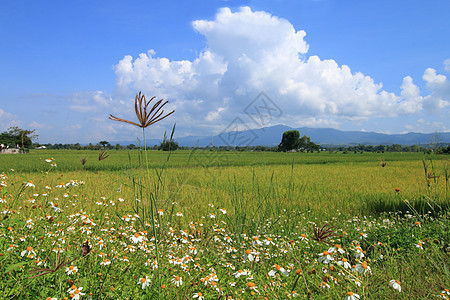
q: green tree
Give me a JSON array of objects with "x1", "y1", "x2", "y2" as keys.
[
  {"x1": 159, "y1": 139, "x2": 179, "y2": 151},
  {"x1": 278, "y1": 130, "x2": 301, "y2": 151},
  {"x1": 0, "y1": 126, "x2": 38, "y2": 148},
  {"x1": 99, "y1": 140, "x2": 111, "y2": 149}
]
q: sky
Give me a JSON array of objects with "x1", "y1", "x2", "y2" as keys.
[{"x1": 0, "y1": 0, "x2": 449, "y2": 144}]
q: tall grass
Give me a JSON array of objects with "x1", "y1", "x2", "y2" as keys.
[{"x1": 1, "y1": 150, "x2": 449, "y2": 299}]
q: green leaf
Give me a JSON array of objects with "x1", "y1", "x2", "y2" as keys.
[
  {"x1": 5, "y1": 261, "x2": 28, "y2": 273},
  {"x1": 444, "y1": 263, "x2": 450, "y2": 278}
]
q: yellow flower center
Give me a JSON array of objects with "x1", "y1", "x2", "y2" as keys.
[
  {"x1": 26, "y1": 246, "x2": 33, "y2": 251},
  {"x1": 347, "y1": 292, "x2": 354, "y2": 296},
  {"x1": 245, "y1": 250, "x2": 252, "y2": 255},
  {"x1": 323, "y1": 251, "x2": 329, "y2": 256},
  {"x1": 247, "y1": 282, "x2": 255, "y2": 287},
  {"x1": 175, "y1": 276, "x2": 180, "y2": 281}
]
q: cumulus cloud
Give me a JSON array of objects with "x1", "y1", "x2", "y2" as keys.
[
  {"x1": 0, "y1": 108, "x2": 20, "y2": 132},
  {"x1": 422, "y1": 68, "x2": 450, "y2": 113},
  {"x1": 444, "y1": 59, "x2": 450, "y2": 72},
  {"x1": 28, "y1": 121, "x2": 51, "y2": 129},
  {"x1": 112, "y1": 6, "x2": 450, "y2": 136},
  {"x1": 69, "y1": 91, "x2": 113, "y2": 113},
  {"x1": 405, "y1": 118, "x2": 449, "y2": 133}
]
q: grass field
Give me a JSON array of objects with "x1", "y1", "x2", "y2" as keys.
[{"x1": 0, "y1": 149, "x2": 449, "y2": 299}]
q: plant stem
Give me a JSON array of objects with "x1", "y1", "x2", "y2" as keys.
[{"x1": 142, "y1": 128, "x2": 160, "y2": 300}]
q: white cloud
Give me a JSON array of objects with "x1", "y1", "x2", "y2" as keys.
[
  {"x1": 405, "y1": 118, "x2": 449, "y2": 133},
  {"x1": 422, "y1": 68, "x2": 450, "y2": 113},
  {"x1": 444, "y1": 58, "x2": 450, "y2": 72},
  {"x1": 69, "y1": 91, "x2": 113, "y2": 113},
  {"x1": 110, "y1": 6, "x2": 449, "y2": 137},
  {"x1": 28, "y1": 121, "x2": 51, "y2": 129},
  {"x1": 0, "y1": 108, "x2": 20, "y2": 132}
]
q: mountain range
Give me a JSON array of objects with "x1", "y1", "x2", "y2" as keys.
[{"x1": 113, "y1": 125, "x2": 450, "y2": 147}]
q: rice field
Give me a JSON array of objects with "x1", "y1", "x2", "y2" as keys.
[{"x1": 0, "y1": 150, "x2": 449, "y2": 299}]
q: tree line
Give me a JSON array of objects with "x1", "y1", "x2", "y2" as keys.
[{"x1": 2, "y1": 126, "x2": 449, "y2": 153}]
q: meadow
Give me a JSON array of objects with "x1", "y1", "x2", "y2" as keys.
[{"x1": 0, "y1": 149, "x2": 449, "y2": 299}]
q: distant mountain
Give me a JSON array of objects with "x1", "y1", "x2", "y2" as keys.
[{"x1": 112, "y1": 125, "x2": 450, "y2": 147}]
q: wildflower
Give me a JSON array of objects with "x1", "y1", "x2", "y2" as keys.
[
  {"x1": 355, "y1": 261, "x2": 372, "y2": 274},
  {"x1": 233, "y1": 269, "x2": 250, "y2": 278},
  {"x1": 416, "y1": 241, "x2": 424, "y2": 250},
  {"x1": 414, "y1": 221, "x2": 421, "y2": 227},
  {"x1": 337, "y1": 258, "x2": 351, "y2": 269},
  {"x1": 345, "y1": 292, "x2": 360, "y2": 300},
  {"x1": 193, "y1": 292, "x2": 204, "y2": 299},
  {"x1": 318, "y1": 250, "x2": 334, "y2": 264},
  {"x1": 176, "y1": 212, "x2": 183, "y2": 217},
  {"x1": 354, "y1": 246, "x2": 365, "y2": 259},
  {"x1": 331, "y1": 244, "x2": 345, "y2": 254},
  {"x1": 25, "y1": 181, "x2": 35, "y2": 188},
  {"x1": 389, "y1": 279, "x2": 401, "y2": 292},
  {"x1": 247, "y1": 282, "x2": 258, "y2": 293},
  {"x1": 157, "y1": 209, "x2": 164, "y2": 216},
  {"x1": 67, "y1": 285, "x2": 85, "y2": 300},
  {"x1": 109, "y1": 92, "x2": 174, "y2": 128},
  {"x1": 171, "y1": 275, "x2": 183, "y2": 287},
  {"x1": 395, "y1": 188, "x2": 401, "y2": 193},
  {"x1": 219, "y1": 208, "x2": 227, "y2": 214},
  {"x1": 319, "y1": 281, "x2": 330, "y2": 290},
  {"x1": 244, "y1": 249, "x2": 257, "y2": 262},
  {"x1": 439, "y1": 289, "x2": 450, "y2": 299},
  {"x1": 268, "y1": 264, "x2": 289, "y2": 277},
  {"x1": 100, "y1": 259, "x2": 111, "y2": 266},
  {"x1": 65, "y1": 265, "x2": 78, "y2": 275},
  {"x1": 131, "y1": 232, "x2": 145, "y2": 244},
  {"x1": 138, "y1": 276, "x2": 151, "y2": 289},
  {"x1": 21, "y1": 246, "x2": 36, "y2": 258}
]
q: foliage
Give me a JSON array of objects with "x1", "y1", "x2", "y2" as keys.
[
  {"x1": 159, "y1": 139, "x2": 179, "y2": 151},
  {"x1": 98, "y1": 140, "x2": 111, "y2": 149},
  {"x1": 278, "y1": 130, "x2": 301, "y2": 151},
  {"x1": 0, "y1": 158, "x2": 449, "y2": 298},
  {"x1": 0, "y1": 126, "x2": 38, "y2": 148},
  {"x1": 278, "y1": 130, "x2": 319, "y2": 152}
]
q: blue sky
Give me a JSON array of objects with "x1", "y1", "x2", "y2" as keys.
[{"x1": 0, "y1": 0, "x2": 449, "y2": 144}]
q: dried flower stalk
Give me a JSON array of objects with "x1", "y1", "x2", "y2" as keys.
[{"x1": 109, "y1": 92, "x2": 174, "y2": 128}]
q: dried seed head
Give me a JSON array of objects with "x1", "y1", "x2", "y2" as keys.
[
  {"x1": 109, "y1": 92, "x2": 174, "y2": 129},
  {"x1": 82, "y1": 241, "x2": 90, "y2": 257},
  {"x1": 98, "y1": 151, "x2": 109, "y2": 161}
]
